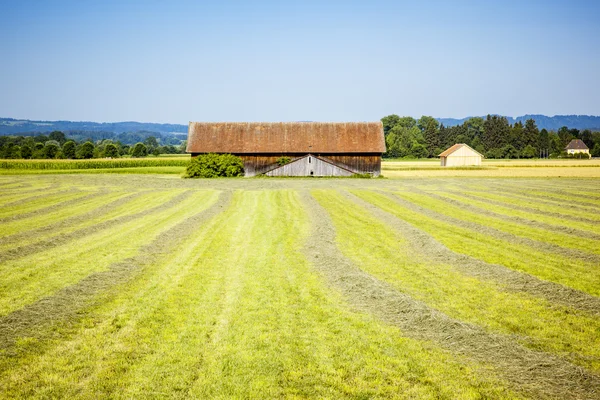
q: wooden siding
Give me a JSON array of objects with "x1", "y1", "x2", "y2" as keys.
[
  {"x1": 266, "y1": 155, "x2": 354, "y2": 177},
  {"x1": 190, "y1": 153, "x2": 382, "y2": 177}
]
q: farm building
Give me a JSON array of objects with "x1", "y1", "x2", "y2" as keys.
[
  {"x1": 186, "y1": 122, "x2": 385, "y2": 177},
  {"x1": 565, "y1": 139, "x2": 590, "y2": 155},
  {"x1": 439, "y1": 143, "x2": 484, "y2": 167}
]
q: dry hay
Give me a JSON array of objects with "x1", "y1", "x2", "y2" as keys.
[
  {"x1": 300, "y1": 190, "x2": 600, "y2": 400},
  {"x1": 0, "y1": 190, "x2": 193, "y2": 263},
  {"x1": 0, "y1": 190, "x2": 232, "y2": 354}
]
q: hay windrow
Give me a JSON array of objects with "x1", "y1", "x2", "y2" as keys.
[
  {"x1": 384, "y1": 189, "x2": 600, "y2": 265},
  {"x1": 344, "y1": 190, "x2": 600, "y2": 316},
  {"x1": 0, "y1": 189, "x2": 99, "y2": 223},
  {"x1": 0, "y1": 191, "x2": 146, "y2": 248},
  {"x1": 0, "y1": 190, "x2": 231, "y2": 354},
  {"x1": 435, "y1": 189, "x2": 600, "y2": 240},
  {"x1": 300, "y1": 190, "x2": 600, "y2": 400},
  {"x1": 0, "y1": 190, "x2": 194, "y2": 263}
]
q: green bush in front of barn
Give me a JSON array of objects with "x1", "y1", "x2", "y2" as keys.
[{"x1": 184, "y1": 153, "x2": 244, "y2": 178}]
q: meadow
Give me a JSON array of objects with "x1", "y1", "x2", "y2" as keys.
[{"x1": 0, "y1": 164, "x2": 599, "y2": 399}]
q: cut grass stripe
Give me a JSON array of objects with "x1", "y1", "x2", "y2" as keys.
[
  {"x1": 0, "y1": 190, "x2": 127, "y2": 239},
  {"x1": 434, "y1": 189, "x2": 600, "y2": 238},
  {"x1": 0, "y1": 190, "x2": 183, "y2": 262},
  {"x1": 304, "y1": 190, "x2": 600, "y2": 399},
  {"x1": 0, "y1": 191, "x2": 143, "y2": 250},
  {"x1": 454, "y1": 190, "x2": 600, "y2": 228},
  {"x1": 0, "y1": 190, "x2": 227, "y2": 353},
  {"x1": 353, "y1": 190, "x2": 600, "y2": 297},
  {"x1": 396, "y1": 190, "x2": 600, "y2": 257},
  {"x1": 316, "y1": 190, "x2": 600, "y2": 373},
  {"x1": 0, "y1": 190, "x2": 520, "y2": 399},
  {"x1": 485, "y1": 189, "x2": 600, "y2": 220},
  {"x1": 0, "y1": 190, "x2": 210, "y2": 316},
  {"x1": 0, "y1": 190, "x2": 92, "y2": 220}
]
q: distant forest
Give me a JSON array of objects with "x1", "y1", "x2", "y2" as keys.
[
  {"x1": 382, "y1": 115, "x2": 600, "y2": 159},
  {"x1": 1, "y1": 115, "x2": 600, "y2": 160},
  {"x1": 0, "y1": 131, "x2": 185, "y2": 160}
]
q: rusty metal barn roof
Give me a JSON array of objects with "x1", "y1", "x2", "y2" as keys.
[{"x1": 186, "y1": 122, "x2": 386, "y2": 154}]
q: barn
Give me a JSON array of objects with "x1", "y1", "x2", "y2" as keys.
[
  {"x1": 186, "y1": 122, "x2": 386, "y2": 177},
  {"x1": 439, "y1": 143, "x2": 484, "y2": 166}
]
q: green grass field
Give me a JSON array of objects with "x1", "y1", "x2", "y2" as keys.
[{"x1": 0, "y1": 168, "x2": 599, "y2": 399}]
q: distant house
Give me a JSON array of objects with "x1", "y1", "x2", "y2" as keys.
[
  {"x1": 186, "y1": 122, "x2": 386, "y2": 177},
  {"x1": 439, "y1": 144, "x2": 483, "y2": 167},
  {"x1": 565, "y1": 139, "x2": 590, "y2": 155}
]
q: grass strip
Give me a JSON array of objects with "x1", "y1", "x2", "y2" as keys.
[
  {"x1": 396, "y1": 190, "x2": 600, "y2": 257},
  {"x1": 305, "y1": 190, "x2": 599, "y2": 399},
  {"x1": 434, "y1": 190, "x2": 600, "y2": 238},
  {"x1": 0, "y1": 190, "x2": 210, "y2": 316},
  {"x1": 316, "y1": 190, "x2": 600, "y2": 373},
  {"x1": 353, "y1": 190, "x2": 600, "y2": 297},
  {"x1": 1, "y1": 190, "x2": 519, "y2": 399}
]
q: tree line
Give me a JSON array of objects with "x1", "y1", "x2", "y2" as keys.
[
  {"x1": 0, "y1": 131, "x2": 187, "y2": 159},
  {"x1": 382, "y1": 115, "x2": 600, "y2": 159}
]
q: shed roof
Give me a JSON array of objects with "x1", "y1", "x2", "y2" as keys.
[
  {"x1": 565, "y1": 139, "x2": 589, "y2": 150},
  {"x1": 438, "y1": 143, "x2": 484, "y2": 158},
  {"x1": 186, "y1": 122, "x2": 385, "y2": 154}
]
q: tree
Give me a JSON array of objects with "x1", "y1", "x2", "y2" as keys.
[
  {"x1": 49, "y1": 131, "x2": 67, "y2": 144},
  {"x1": 538, "y1": 129, "x2": 549, "y2": 153},
  {"x1": 482, "y1": 115, "x2": 510, "y2": 151},
  {"x1": 131, "y1": 142, "x2": 148, "y2": 158},
  {"x1": 592, "y1": 143, "x2": 600, "y2": 157},
  {"x1": 581, "y1": 129, "x2": 593, "y2": 148},
  {"x1": 422, "y1": 119, "x2": 440, "y2": 157},
  {"x1": 77, "y1": 141, "x2": 95, "y2": 159},
  {"x1": 557, "y1": 126, "x2": 572, "y2": 148},
  {"x1": 104, "y1": 143, "x2": 119, "y2": 158},
  {"x1": 43, "y1": 140, "x2": 61, "y2": 159},
  {"x1": 509, "y1": 121, "x2": 524, "y2": 152},
  {"x1": 522, "y1": 119, "x2": 539, "y2": 149},
  {"x1": 381, "y1": 114, "x2": 401, "y2": 136},
  {"x1": 143, "y1": 136, "x2": 159, "y2": 154},
  {"x1": 62, "y1": 141, "x2": 76, "y2": 159},
  {"x1": 20, "y1": 144, "x2": 32, "y2": 159},
  {"x1": 521, "y1": 145, "x2": 536, "y2": 159}
]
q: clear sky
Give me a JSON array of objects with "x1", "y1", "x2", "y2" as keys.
[{"x1": 1, "y1": 0, "x2": 599, "y2": 124}]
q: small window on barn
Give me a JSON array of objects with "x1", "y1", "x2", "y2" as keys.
[
  {"x1": 309, "y1": 156, "x2": 311, "y2": 163},
  {"x1": 310, "y1": 171, "x2": 314, "y2": 176}
]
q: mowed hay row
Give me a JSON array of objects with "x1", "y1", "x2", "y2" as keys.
[
  {"x1": 312, "y1": 190, "x2": 600, "y2": 374},
  {"x1": 393, "y1": 190, "x2": 600, "y2": 257},
  {"x1": 0, "y1": 189, "x2": 97, "y2": 220},
  {"x1": 473, "y1": 189, "x2": 600, "y2": 221},
  {"x1": 453, "y1": 190, "x2": 600, "y2": 232},
  {"x1": 0, "y1": 190, "x2": 219, "y2": 317},
  {"x1": 0, "y1": 190, "x2": 139, "y2": 242},
  {"x1": 352, "y1": 190, "x2": 600, "y2": 298},
  {"x1": 492, "y1": 185, "x2": 600, "y2": 209},
  {"x1": 427, "y1": 190, "x2": 600, "y2": 238},
  {"x1": 0, "y1": 158, "x2": 190, "y2": 170},
  {"x1": 0, "y1": 189, "x2": 520, "y2": 400}
]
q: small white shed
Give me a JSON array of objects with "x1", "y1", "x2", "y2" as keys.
[{"x1": 439, "y1": 144, "x2": 483, "y2": 167}]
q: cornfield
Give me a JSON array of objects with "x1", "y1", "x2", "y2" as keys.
[{"x1": 0, "y1": 158, "x2": 190, "y2": 170}]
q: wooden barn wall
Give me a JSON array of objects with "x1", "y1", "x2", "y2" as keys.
[{"x1": 190, "y1": 153, "x2": 382, "y2": 176}]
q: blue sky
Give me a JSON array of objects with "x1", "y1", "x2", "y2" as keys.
[{"x1": 1, "y1": 0, "x2": 599, "y2": 123}]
